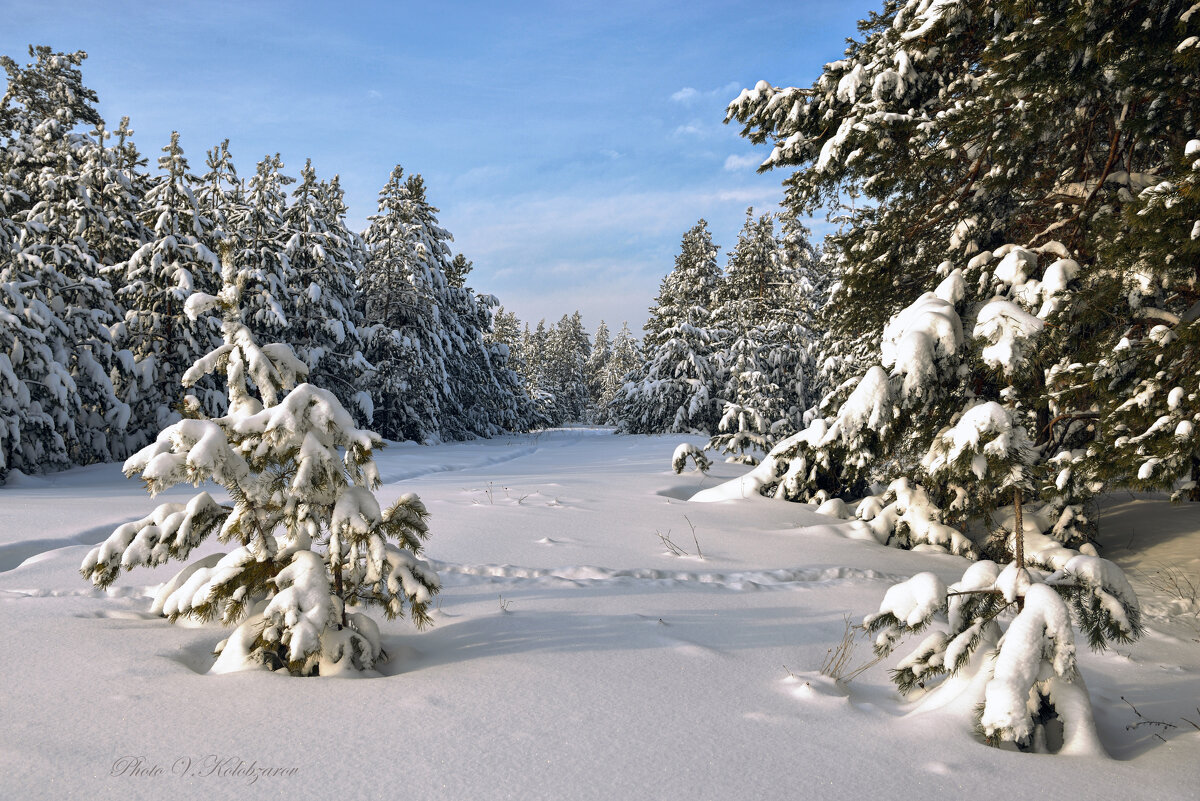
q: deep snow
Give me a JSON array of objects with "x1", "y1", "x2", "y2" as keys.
[{"x1": 1, "y1": 428, "x2": 1197, "y2": 800}]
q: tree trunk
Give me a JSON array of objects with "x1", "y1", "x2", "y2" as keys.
[
  {"x1": 1013, "y1": 487, "x2": 1024, "y2": 567},
  {"x1": 333, "y1": 564, "x2": 347, "y2": 629},
  {"x1": 1014, "y1": 486, "x2": 1025, "y2": 612},
  {"x1": 1190, "y1": 454, "x2": 1200, "y2": 503}
]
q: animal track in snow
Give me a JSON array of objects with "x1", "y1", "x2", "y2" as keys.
[
  {"x1": 374, "y1": 445, "x2": 540, "y2": 485},
  {"x1": 430, "y1": 561, "x2": 900, "y2": 591}
]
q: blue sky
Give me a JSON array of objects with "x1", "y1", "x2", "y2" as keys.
[{"x1": 3, "y1": 0, "x2": 874, "y2": 334}]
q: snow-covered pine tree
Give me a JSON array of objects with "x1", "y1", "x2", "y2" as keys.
[
  {"x1": 110, "y1": 132, "x2": 224, "y2": 441},
  {"x1": 196, "y1": 138, "x2": 240, "y2": 248},
  {"x1": 437, "y1": 250, "x2": 493, "y2": 437},
  {"x1": 701, "y1": 244, "x2": 1084, "y2": 556},
  {"x1": 1089, "y1": 133, "x2": 1200, "y2": 501},
  {"x1": 706, "y1": 337, "x2": 783, "y2": 465},
  {"x1": 359, "y1": 165, "x2": 444, "y2": 442},
  {"x1": 0, "y1": 46, "x2": 128, "y2": 472},
  {"x1": 447, "y1": 252, "x2": 471, "y2": 289},
  {"x1": 486, "y1": 306, "x2": 548, "y2": 431},
  {"x1": 520, "y1": 319, "x2": 562, "y2": 425},
  {"x1": 477, "y1": 296, "x2": 541, "y2": 434},
  {"x1": 724, "y1": 0, "x2": 1200, "y2": 517},
  {"x1": 21, "y1": 138, "x2": 129, "y2": 467},
  {"x1": 377, "y1": 171, "x2": 524, "y2": 440},
  {"x1": 282, "y1": 159, "x2": 372, "y2": 425},
  {"x1": 489, "y1": 306, "x2": 528, "y2": 388},
  {"x1": 585, "y1": 319, "x2": 611, "y2": 420},
  {"x1": 76, "y1": 119, "x2": 151, "y2": 461},
  {"x1": 80, "y1": 251, "x2": 439, "y2": 676},
  {"x1": 597, "y1": 322, "x2": 642, "y2": 425},
  {"x1": 441, "y1": 254, "x2": 538, "y2": 437},
  {"x1": 712, "y1": 209, "x2": 784, "y2": 338},
  {"x1": 0, "y1": 146, "x2": 69, "y2": 478},
  {"x1": 692, "y1": 239, "x2": 1151, "y2": 749},
  {"x1": 612, "y1": 220, "x2": 724, "y2": 433},
  {"x1": 229, "y1": 153, "x2": 293, "y2": 348},
  {"x1": 778, "y1": 212, "x2": 829, "y2": 402},
  {"x1": 544, "y1": 312, "x2": 591, "y2": 424},
  {"x1": 642, "y1": 219, "x2": 723, "y2": 351},
  {"x1": 490, "y1": 307, "x2": 522, "y2": 353},
  {"x1": 868, "y1": 361, "x2": 1140, "y2": 749},
  {"x1": 0, "y1": 169, "x2": 76, "y2": 478},
  {"x1": 76, "y1": 120, "x2": 148, "y2": 277},
  {"x1": 706, "y1": 210, "x2": 818, "y2": 463},
  {"x1": 613, "y1": 320, "x2": 721, "y2": 435},
  {"x1": 391, "y1": 172, "x2": 476, "y2": 439},
  {"x1": 111, "y1": 116, "x2": 150, "y2": 200}
]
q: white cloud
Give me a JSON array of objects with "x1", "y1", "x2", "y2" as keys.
[
  {"x1": 673, "y1": 123, "x2": 705, "y2": 137},
  {"x1": 436, "y1": 182, "x2": 789, "y2": 333},
  {"x1": 713, "y1": 187, "x2": 780, "y2": 204},
  {"x1": 723, "y1": 153, "x2": 760, "y2": 172},
  {"x1": 448, "y1": 163, "x2": 512, "y2": 191},
  {"x1": 671, "y1": 82, "x2": 743, "y2": 105},
  {"x1": 444, "y1": 185, "x2": 783, "y2": 270},
  {"x1": 366, "y1": 89, "x2": 383, "y2": 100}
]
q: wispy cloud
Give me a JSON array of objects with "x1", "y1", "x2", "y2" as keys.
[
  {"x1": 673, "y1": 123, "x2": 706, "y2": 137},
  {"x1": 450, "y1": 185, "x2": 779, "y2": 262},
  {"x1": 723, "y1": 153, "x2": 761, "y2": 171},
  {"x1": 448, "y1": 163, "x2": 513, "y2": 191},
  {"x1": 442, "y1": 183, "x2": 785, "y2": 330},
  {"x1": 670, "y1": 82, "x2": 742, "y2": 105},
  {"x1": 671, "y1": 87, "x2": 700, "y2": 103}
]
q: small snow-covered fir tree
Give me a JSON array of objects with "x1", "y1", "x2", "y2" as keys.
[
  {"x1": 81, "y1": 251, "x2": 439, "y2": 676},
  {"x1": 865, "y1": 551, "x2": 1142, "y2": 753}
]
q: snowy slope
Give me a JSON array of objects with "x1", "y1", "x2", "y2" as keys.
[{"x1": 1, "y1": 429, "x2": 1197, "y2": 800}]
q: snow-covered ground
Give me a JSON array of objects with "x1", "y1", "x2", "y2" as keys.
[{"x1": 1, "y1": 428, "x2": 1197, "y2": 800}]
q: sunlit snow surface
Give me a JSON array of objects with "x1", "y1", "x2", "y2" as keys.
[{"x1": 1, "y1": 428, "x2": 1198, "y2": 799}]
